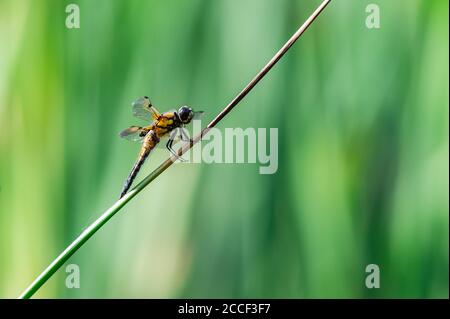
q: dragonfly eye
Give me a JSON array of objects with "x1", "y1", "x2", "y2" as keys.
[{"x1": 178, "y1": 106, "x2": 194, "y2": 123}]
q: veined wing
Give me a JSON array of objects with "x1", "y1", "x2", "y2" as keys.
[
  {"x1": 192, "y1": 110, "x2": 205, "y2": 120},
  {"x1": 119, "y1": 126, "x2": 147, "y2": 142},
  {"x1": 132, "y1": 96, "x2": 161, "y2": 121}
]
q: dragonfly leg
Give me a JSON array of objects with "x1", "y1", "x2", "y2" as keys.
[
  {"x1": 179, "y1": 126, "x2": 195, "y2": 148},
  {"x1": 166, "y1": 138, "x2": 187, "y2": 162},
  {"x1": 180, "y1": 127, "x2": 190, "y2": 141}
]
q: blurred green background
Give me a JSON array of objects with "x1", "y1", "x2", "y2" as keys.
[{"x1": 0, "y1": 0, "x2": 448, "y2": 298}]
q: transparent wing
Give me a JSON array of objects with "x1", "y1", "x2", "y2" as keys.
[
  {"x1": 132, "y1": 96, "x2": 161, "y2": 121},
  {"x1": 192, "y1": 110, "x2": 205, "y2": 120},
  {"x1": 119, "y1": 126, "x2": 146, "y2": 142}
]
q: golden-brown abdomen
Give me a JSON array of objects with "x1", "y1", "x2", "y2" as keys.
[{"x1": 120, "y1": 130, "x2": 160, "y2": 198}]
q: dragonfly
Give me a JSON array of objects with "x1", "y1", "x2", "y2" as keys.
[{"x1": 119, "y1": 96, "x2": 203, "y2": 198}]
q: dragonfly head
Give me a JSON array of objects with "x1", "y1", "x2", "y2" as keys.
[{"x1": 178, "y1": 106, "x2": 194, "y2": 124}]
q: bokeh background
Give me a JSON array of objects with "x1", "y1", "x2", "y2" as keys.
[{"x1": 0, "y1": 0, "x2": 448, "y2": 298}]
